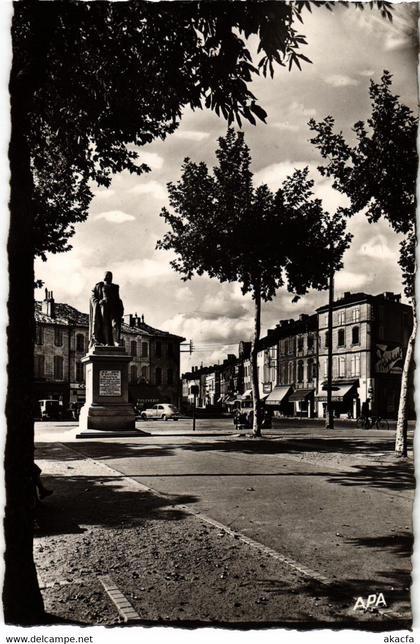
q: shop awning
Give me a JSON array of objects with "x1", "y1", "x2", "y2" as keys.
[
  {"x1": 289, "y1": 388, "x2": 315, "y2": 402},
  {"x1": 239, "y1": 389, "x2": 253, "y2": 400},
  {"x1": 265, "y1": 385, "x2": 292, "y2": 406},
  {"x1": 316, "y1": 383, "x2": 356, "y2": 402}
]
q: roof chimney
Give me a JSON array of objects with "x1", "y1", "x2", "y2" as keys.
[{"x1": 41, "y1": 289, "x2": 55, "y2": 318}]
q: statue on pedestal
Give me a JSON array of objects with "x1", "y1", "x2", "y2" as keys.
[{"x1": 89, "y1": 271, "x2": 124, "y2": 347}]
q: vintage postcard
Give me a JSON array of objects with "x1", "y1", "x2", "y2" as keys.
[{"x1": 2, "y1": 1, "x2": 417, "y2": 642}]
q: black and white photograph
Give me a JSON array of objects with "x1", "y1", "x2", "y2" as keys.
[{"x1": 2, "y1": 0, "x2": 418, "y2": 639}]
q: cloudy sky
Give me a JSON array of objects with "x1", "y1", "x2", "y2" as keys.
[{"x1": 34, "y1": 2, "x2": 418, "y2": 372}]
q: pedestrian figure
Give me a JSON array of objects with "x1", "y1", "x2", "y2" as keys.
[{"x1": 361, "y1": 398, "x2": 371, "y2": 429}]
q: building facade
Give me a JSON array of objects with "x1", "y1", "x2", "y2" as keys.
[
  {"x1": 275, "y1": 314, "x2": 318, "y2": 417},
  {"x1": 180, "y1": 290, "x2": 413, "y2": 420},
  {"x1": 316, "y1": 291, "x2": 413, "y2": 419},
  {"x1": 34, "y1": 290, "x2": 184, "y2": 411}
]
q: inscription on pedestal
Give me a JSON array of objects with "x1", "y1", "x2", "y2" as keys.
[{"x1": 99, "y1": 369, "x2": 121, "y2": 396}]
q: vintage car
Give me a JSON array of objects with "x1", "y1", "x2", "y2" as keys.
[{"x1": 140, "y1": 403, "x2": 180, "y2": 421}]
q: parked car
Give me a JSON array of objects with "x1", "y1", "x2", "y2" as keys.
[
  {"x1": 140, "y1": 404, "x2": 180, "y2": 421},
  {"x1": 39, "y1": 399, "x2": 63, "y2": 421}
]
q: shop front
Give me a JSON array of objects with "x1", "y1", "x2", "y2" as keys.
[
  {"x1": 316, "y1": 380, "x2": 359, "y2": 419},
  {"x1": 289, "y1": 388, "x2": 315, "y2": 418},
  {"x1": 265, "y1": 385, "x2": 293, "y2": 416}
]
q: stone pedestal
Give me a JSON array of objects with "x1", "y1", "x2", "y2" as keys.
[{"x1": 78, "y1": 346, "x2": 136, "y2": 432}]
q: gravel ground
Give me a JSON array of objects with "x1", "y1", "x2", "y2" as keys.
[{"x1": 33, "y1": 442, "x2": 411, "y2": 629}]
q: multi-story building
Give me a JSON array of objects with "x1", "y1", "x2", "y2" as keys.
[
  {"x1": 180, "y1": 290, "x2": 413, "y2": 420},
  {"x1": 316, "y1": 291, "x2": 413, "y2": 419},
  {"x1": 272, "y1": 314, "x2": 318, "y2": 417},
  {"x1": 34, "y1": 290, "x2": 184, "y2": 410}
]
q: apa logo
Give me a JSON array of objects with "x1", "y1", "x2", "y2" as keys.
[{"x1": 353, "y1": 593, "x2": 387, "y2": 610}]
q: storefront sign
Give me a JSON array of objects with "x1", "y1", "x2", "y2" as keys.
[
  {"x1": 99, "y1": 370, "x2": 121, "y2": 396},
  {"x1": 376, "y1": 344, "x2": 403, "y2": 374}
]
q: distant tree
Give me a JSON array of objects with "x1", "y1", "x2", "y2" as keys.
[
  {"x1": 158, "y1": 129, "x2": 351, "y2": 437},
  {"x1": 309, "y1": 71, "x2": 417, "y2": 457},
  {"x1": 7, "y1": 1, "x2": 392, "y2": 623}
]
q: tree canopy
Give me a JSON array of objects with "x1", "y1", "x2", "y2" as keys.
[
  {"x1": 308, "y1": 71, "x2": 417, "y2": 297},
  {"x1": 14, "y1": 1, "x2": 392, "y2": 260},
  {"x1": 158, "y1": 129, "x2": 351, "y2": 435},
  {"x1": 158, "y1": 129, "x2": 351, "y2": 302}
]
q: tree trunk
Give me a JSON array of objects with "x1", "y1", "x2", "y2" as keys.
[
  {"x1": 325, "y1": 271, "x2": 334, "y2": 429},
  {"x1": 251, "y1": 283, "x2": 262, "y2": 437},
  {"x1": 3, "y1": 12, "x2": 45, "y2": 624},
  {"x1": 394, "y1": 297, "x2": 416, "y2": 457}
]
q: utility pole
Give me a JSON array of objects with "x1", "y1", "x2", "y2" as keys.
[
  {"x1": 325, "y1": 270, "x2": 335, "y2": 430},
  {"x1": 191, "y1": 384, "x2": 199, "y2": 432}
]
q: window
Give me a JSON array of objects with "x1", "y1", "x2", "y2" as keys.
[
  {"x1": 337, "y1": 311, "x2": 345, "y2": 325},
  {"x1": 155, "y1": 367, "x2": 162, "y2": 385},
  {"x1": 378, "y1": 325, "x2": 384, "y2": 340},
  {"x1": 54, "y1": 327, "x2": 63, "y2": 347},
  {"x1": 280, "y1": 365, "x2": 286, "y2": 384},
  {"x1": 156, "y1": 342, "x2": 162, "y2": 358},
  {"x1": 141, "y1": 342, "x2": 148, "y2": 358},
  {"x1": 352, "y1": 308, "x2": 360, "y2": 322},
  {"x1": 307, "y1": 334, "x2": 314, "y2": 351},
  {"x1": 288, "y1": 362, "x2": 294, "y2": 383},
  {"x1": 130, "y1": 365, "x2": 138, "y2": 384},
  {"x1": 34, "y1": 355, "x2": 44, "y2": 378},
  {"x1": 297, "y1": 360, "x2": 304, "y2": 383},
  {"x1": 141, "y1": 365, "x2": 148, "y2": 382},
  {"x1": 76, "y1": 361, "x2": 84, "y2": 382},
  {"x1": 307, "y1": 359, "x2": 313, "y2": 381},
  {"x1": 297, "y1": 336, "x2": 304, "y2": 352},
  {"x1": 54, "y1": 356, "x2": 63, "y2": 380},
  {"x1": 323, "y1": 359, "x2": 328, "y2": 378},
  {"x1": 36, "y1": 325, "x2": 43, "y2": 345},
  {"x1": 350, "y1": 354, "x2": 360, "y2": 376},
  {"x1": 337, "y1": 328, "x2": 345, "y2": 347},
  {"x1": 167, "y1": 369, "x2": 173, "y2": 385},
  {"x1": 76, "y1": 333, "x2": 85, "y2": 352},
  {"x1": 338, "y1": 356, "x2": 346, "y2": 377},
  {"x1": 324, "y1": 331, "x2": 329, "y2": 348},
  {"x1": 352, "y1": 326, "x2": 360, "y2": 345},
  {"x1": 130, "y1": 340, "x2": 137, "y2": 356},
  {"x1": 333, "y1": 357, "x2": 338, "y2": 378},
  {"x1": 284, "y1": 339, "x2": 289, "y2": 355}
]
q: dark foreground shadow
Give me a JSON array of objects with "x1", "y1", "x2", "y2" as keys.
[{"x1": 34, "y1": 473, "x2": 198, "y2": 536}]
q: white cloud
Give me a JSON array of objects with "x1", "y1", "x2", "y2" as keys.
[
  {"x1": 128, "y1": 180, "x2": 167, "y2": 201},
  {"x1": 95, "y1": 210, "x2": 135, "y2": 224},
  {"x1": 139, "y1": 151, "x2": 164, "y2": 170},
  {"x1": 92, "y1": 188, "x2": 115, "y2": 200},
  {"x1": 254, "y1": 160, "x2": 310, "y2": 191},
  {"x1": 335, "y1": 270, "x2": 370, "y2": 291},
  {"x1": 112, "y1": 254, "x2": 176, "y2": 284},
  {"x1": 289, "y1": 101, "x2": 316, "y2": 117},
  {"x1": 162, "y1": 313, "x2": 253, "y2": 345},
  {"x1": 125, "y1": 148, "x2": 164, "y2": 169},
  {"x1": 358, "y1": 235, "x2": 395, "y2": 260},
  {"x1": 324, "y1": 74, "x2": 359, "y2": 88},
  {"x1": 174, "y1": 130, "x2": 210, "y2": 142},
  {"x1": 358, "y1": 69, "x2": 375, "y2": 77},
  {"x1": 273, "y1": 121, "x2": 299, "y2": 132}
]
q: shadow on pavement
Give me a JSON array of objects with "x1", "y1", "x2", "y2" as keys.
[
  {"x1": 258, "y1": 568, "x2": 411, "y2": 620},
  {"x1": 344, "y1": 532, "x2": 413, "y2": 558},
  {"x1": 36, "y1": 436, "x2": 415, "y2": 496},
  {"x1": 325, "y1": 461, "x2": 414, "y2": 492},
  {"x1": 34, "y1": 473, "x2": 198, "y2": 537}
]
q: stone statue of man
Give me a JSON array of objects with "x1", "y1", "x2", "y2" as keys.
[{"x1": 89, "y1": 271, "x2": 124, "y2": 347}]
